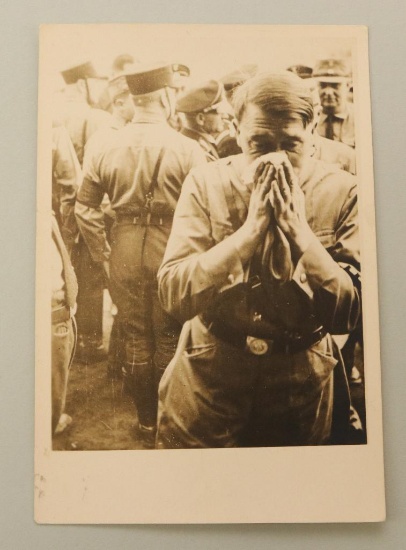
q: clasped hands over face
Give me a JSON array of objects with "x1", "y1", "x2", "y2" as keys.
[{"x1": 245, "y1": 155, "x2": 314, "y2": 254}]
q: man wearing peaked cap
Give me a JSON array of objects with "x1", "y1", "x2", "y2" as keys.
[
  {"x1": 59, "y1": 60, "x2": 112, "y2": 165},
  {"x1": 177, "y1": 80, "x2": 229, "y2": 162},
  {"x1": 293, "y1": 72, "x2": 356, "y2": 174},
  {"x1": 216, "y1": 65, "x2": 258, "y2": 159},
  {"x1": 313, "y1": 58, "x2": 355, "y2": 148},
  {"x1": 75, "y1": 61, "x2": 206, "y2": 447},
  {"x1": 59, "y1": 60, "x2": 112, "y2": 366}
]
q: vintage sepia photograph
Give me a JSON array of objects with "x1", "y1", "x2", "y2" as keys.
[{"x1": 35, "y1": 24, "x2": 385, "y2": 523}]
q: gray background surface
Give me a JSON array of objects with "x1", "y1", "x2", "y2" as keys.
[{"x1": 1, "y1": 0, "x2": 405, "y2": 548}]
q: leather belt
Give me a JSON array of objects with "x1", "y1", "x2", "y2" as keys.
[
  {"x1": 200, "y1": 315, "x2": 326, "y2": 356},
  {"x1": 116, "y1": 212, "x2": 173, "y2": 227},
  {"x1": 52, "y1": 305, "x2": 72, "y2": 324}
]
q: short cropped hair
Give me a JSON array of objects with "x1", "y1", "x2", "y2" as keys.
[{"x1": 232, "y1": 72, "x2": 314, "y2": 127}]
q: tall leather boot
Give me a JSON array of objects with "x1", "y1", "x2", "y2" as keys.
[{"x1": 126, "y1": 361, "x2": 158, "y2": 448}]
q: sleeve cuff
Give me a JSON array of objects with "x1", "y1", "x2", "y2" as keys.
[
  {"x1": 196, "y1": 237, "x2": 245, "y2": 292},
  {"x1": 292, "y1": 239, "x2": 340, "y2": 299}
]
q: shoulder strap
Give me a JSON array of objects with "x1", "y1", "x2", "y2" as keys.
[{"x1": 145, "y1": 148, "x2": 165, "y2": 207}]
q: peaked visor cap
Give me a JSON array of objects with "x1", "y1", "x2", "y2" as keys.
[
  {"x1": 125, "y1": 63, "x2": 190, "y2": 96},
  {"x1": 61, "y1": 61, "x2": 102, "y2": 85},
  {"x1": 176, "y1": 80, "x2": 225, "y2": 114},
  {"x1": 313, "y1": 58, "x2": 351, "y2": 83}
]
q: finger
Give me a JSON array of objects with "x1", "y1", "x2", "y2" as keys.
[
  {"x1": 259, "y1": 165, "x2": 276, "y2": 196},
  {"x1": 253, "y1": 161, "x2": 265, "y2": 184},
  {"x1": 257, "y1": 163, "x2": 271, "y2": 186},
  {"x1": 269, "y1": 179, "x2": 283, "y2": 209},
  {"x1": 276, "y1": 165, "x2": 291, "y2": 202},
  {"x1": 281, "y1": 158, "x2": 296, "y2": 189}
]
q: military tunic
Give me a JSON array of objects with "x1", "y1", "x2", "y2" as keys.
[
  {"x1": 156, "y1": 155, "x2": 361, "y2": 448},
  {"x1": 317, "y1": 102, "x2": 355, "y2": 149}
]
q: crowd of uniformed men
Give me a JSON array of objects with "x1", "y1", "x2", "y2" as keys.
[{"x1": 51, "y1": 53, "x2": 364, "y2": 448}]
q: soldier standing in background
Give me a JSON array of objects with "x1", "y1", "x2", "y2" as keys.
[
  {"x1": 287, "y1": 65, "x2": 356, "y2": 174},
  {"x1": 176, "y1": 80, "x2": 229, "y2": 162},
  {"x1": 81, "y1": 72, "x2": 136, "y2": 379},
  {"x1": 59, "y1": 61, "x2": 112, "y2": 165},
  {"x1": 313, "y1": 58, "x2": 355, "y2": 148},
  {"x1": 216, "y1": 65, "x2": 258, "y2": 158},
  {"x1": 59, "y1": 61, "x2": 113, "y2": 363},
  {"x1": 75, "y1": 63, "x2": 206, "y2": 447}
]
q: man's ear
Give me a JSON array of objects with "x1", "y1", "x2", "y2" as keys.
[{"x1": 195, "y1": 113, "x2": 205, "y2": 127}]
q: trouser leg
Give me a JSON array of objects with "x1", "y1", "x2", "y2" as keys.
[
  {"x1": 107, "y1": 314, "x2": 126, "y2": 378},
  {"x1": 110, "y1": 227, "x2": 158, "y2": 429},
  {"x1": 51, "y1": 318, "x2": 75, "y2": 433},
  {"x1": 72, "y1": 237, "x2": 104, "y2": 357},
  {"x1": 125, "y1": 360, "x2": 157, "y2": 428}
]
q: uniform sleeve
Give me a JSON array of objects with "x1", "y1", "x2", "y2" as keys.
[
  {"x1": 158, "y1": 170, "x2": 244, "y2": 323},
  {"x1": 292, "y1": 182, "x2": 361, "y2": 334},
  {"x1": 52, "y1": 126, "x2": 81, "y2": 250},
  {"x1": 75, "y1": 144, "x2": 110, "y2": 263}
]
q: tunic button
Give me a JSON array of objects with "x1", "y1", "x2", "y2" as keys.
[
  {"x1": 247, "y1": 337, "x2": 268, "y2": 355},
  {"x1": 300, "y1": 272, "x2": 307, "y2": 283}
]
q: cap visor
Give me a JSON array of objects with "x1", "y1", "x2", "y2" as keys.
[{"x1": 314, "y1": 76, "x2": 349, "y2": 83}]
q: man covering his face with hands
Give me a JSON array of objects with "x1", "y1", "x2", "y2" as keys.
[{"x1": 156, "y1": 72, "x2": 361, "y2": 449}]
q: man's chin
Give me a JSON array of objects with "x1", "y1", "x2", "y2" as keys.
[{"x1": 322, "y1": 102, "x2": 337, "y2": 110}]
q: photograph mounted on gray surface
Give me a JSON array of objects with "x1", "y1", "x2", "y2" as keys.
[{"x1": 36, "y1": 24, "x2": 384, "y2": 524}]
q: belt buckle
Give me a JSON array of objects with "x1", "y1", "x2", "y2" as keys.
[{"x1": 246, "y1": 336, "x2": 269, "y2": 356}]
